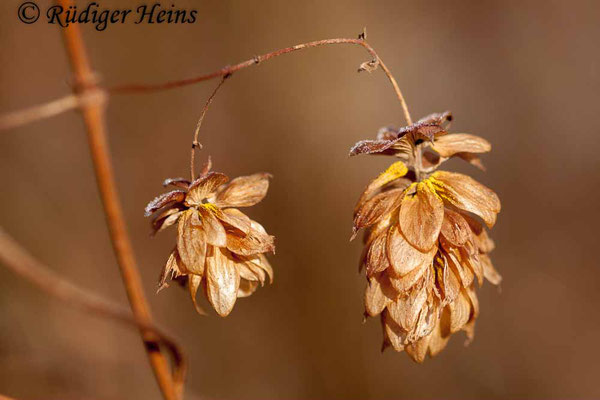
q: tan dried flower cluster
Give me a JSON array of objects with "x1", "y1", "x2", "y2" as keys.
[
  {"x1": 350, "y1": 112, "x2": 501, "y2": 362},
  {"x1": 145, "y1": 161, "x2": 274, "y2": 317}
]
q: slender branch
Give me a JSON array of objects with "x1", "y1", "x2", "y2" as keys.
[
  {"x1": 0, "y1": 91, "x2": 105, "y2": 131},
  {"x1": 0, "y1": 37, "x2": 412, "y2": 132},
  {"x1": 190, "y1": 75, "x2": 230, "y2": 180},
  {"x1": 376, "y1": 60, "x2": 412, "y2": 124},
  {"x1": 0, "y1": 227, "x2": 187, "y2": 388},
  {"x1": 110, "y1": 37, "x2": 412, "y2": 125},
  {"x1": 56, "y1": 1, "x2": 180, "y2": 399}
]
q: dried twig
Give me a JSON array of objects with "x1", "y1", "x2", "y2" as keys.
[
  {"x1": 190, "y1": 75, "x2": 230, "y2": 180},
  {"x1": 0, "y1": 91, "x2": 105, "y2": 131},
  {"x1": 0, "y1": 36, "x2": 412, "y2": 133},
  {"x1": 0, "y1": 227, "x2": 187, "y2": 388},
  {"x1": 56, "y1": 0, "x2": 180, "y2": 398},
  {"x1": 110, "y1": 37, "x2": 412, "y2": 125}
]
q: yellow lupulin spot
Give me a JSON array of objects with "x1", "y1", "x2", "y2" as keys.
[
  {"x1": 406, "y1": 182, "x2": 418, "y2": 194},
  {"x1": 423, "y1": 178, "x2": 440, "y2": 196},
  {"x1": 422, "y1": 175, "x2": 456, "y2": 203},
  {"x1": 434, "y1": 258, "x2": 444, "y2": 281},
  {"x1": 377, "y1": 161, "x2": 408, "y2": 186},
  {"x1": 405, "y1": 180, "x2": 442, "y2": 202},
  {"x1": 200, "y1": 203, "x2": 219, "y2": 213}
]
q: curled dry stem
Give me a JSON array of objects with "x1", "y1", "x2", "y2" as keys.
[
  {"x1": 0, "y1": 35, "x2": 412, "y2": 138},
  {"x1": 110, "y1": 36, "x2": 412, "y2": 125},
  {"x1": 190, "y1": 75, "x2": 230, "y2": 180}
]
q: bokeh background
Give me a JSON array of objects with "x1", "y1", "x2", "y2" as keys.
[{"x1": 2, "y1": 0, "x2": 600, "y2": 399}]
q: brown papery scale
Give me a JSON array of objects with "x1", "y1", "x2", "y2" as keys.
[{"x1": 351, "y1": 111, "x2": 501, "y2": 362}]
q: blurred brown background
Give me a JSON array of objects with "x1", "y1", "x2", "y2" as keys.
[{"x1": 2, "y1": 0, "x2": 600, "y2": 399}]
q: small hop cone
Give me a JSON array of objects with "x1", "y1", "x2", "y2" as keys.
[
  {"x1": 145, "y1": 162, "x2": 274, "y2": 317},
  {"x1": 352, "y1": 112, "x2": 501, "y2": 362}
]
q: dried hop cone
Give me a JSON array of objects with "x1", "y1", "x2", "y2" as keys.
[
  {"x1": 350, "y1": 111, "x2": 501, "y2": 362},
  {"x1": 145, "y1": 161, "x2": 274, "y2": 317}
]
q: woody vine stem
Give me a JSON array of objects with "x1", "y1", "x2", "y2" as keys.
[
  {"x1": 0, "y1": 15, "x2": 416, "y2": 400},
  {"x1": 190, "y1": 75, "x2": 230, "y2": 180},
  {"x1": 109, "y1": 36, "x2": 414, "y2": 130},
  {"x1": 111, "y1": 36, "x2": 415, "y2": 183}
]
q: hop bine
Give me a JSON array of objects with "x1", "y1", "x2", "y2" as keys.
[
  {"x1": 145, "y1": 159, "x2": 275, "y2": 317},
  {"x1": 350, "y1": 111, "x2": 501, "y2": 362}
]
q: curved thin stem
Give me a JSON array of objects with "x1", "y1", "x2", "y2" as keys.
[
  {"x1": 110, "y1": 37, "x2": 412, "y2": 125},
  {"x1": 376, "y1": 59, "x2": 412, "y2": 125},
  {"x1": 190, "y1": 75, "x2": 230, "y2": 180}
]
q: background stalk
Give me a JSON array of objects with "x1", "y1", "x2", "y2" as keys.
[{"x1": 56, "y1": 0, "x2": 179, "y2": 398}]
